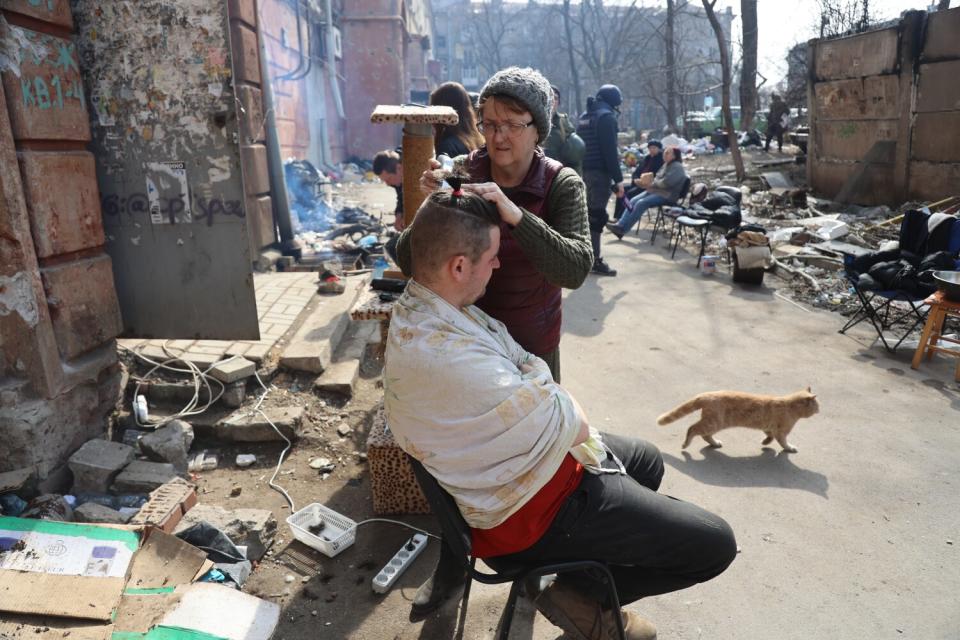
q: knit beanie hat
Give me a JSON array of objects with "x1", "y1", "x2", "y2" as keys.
[{"x1": 479, "y1": 67, "x2": 553, "y2": 144}]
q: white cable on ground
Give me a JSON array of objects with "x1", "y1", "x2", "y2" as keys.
[
  {"x1": 252, "y1": 371, "x2": 295, "y2": 512},
  {"x1": 354, "y1": 517, "x2": 441, "y2": 541}
]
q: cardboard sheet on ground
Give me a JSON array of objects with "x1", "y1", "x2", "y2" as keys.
[
  {"x1": 155, "y1": 583, "x2": 279, "y2": 640},
  {"x1": 0, "y1": 516, "x2": 139, "y2": 620}
]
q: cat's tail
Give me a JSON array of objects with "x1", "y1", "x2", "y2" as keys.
[{"x1": 657, "y1": 396, "x2": 703, "y2": 425}]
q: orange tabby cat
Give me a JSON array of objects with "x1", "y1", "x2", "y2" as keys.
[{"x1": 657, "y1": 388, "x2": 819, "y2": 452}]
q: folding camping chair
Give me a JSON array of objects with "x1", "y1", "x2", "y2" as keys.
[
  {"x1": 649, "y1": 177, "x2": 692, "y2": 242},
  {"x1": 839, "y1": 210, "x2": 960, "y2": 351}
]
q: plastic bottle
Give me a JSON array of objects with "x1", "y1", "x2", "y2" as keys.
[{"x1": 373, "y1": 256, "x2": 388, "y2": 280}]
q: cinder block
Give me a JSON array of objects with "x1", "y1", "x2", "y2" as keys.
[
  {"x1": 313, "y1": 360, "x2": 359, "y2": 398},
  {"x1": 240, "y1": 144, "x2": 270, "y2": 195},
  {"x1": 68, "y1": 439, "x2": 136, "y2": 494},
  {"x1": 174, "y1": 504, "x2": 277, "y2": 561},
  {"x1": 18, "y1": 151, "x2": 104, "y2": 258},
  {"x1": 112, "y1": 460, "x2": 178, "y2": 494},
  {"x1": 1, "y1": 28, "x2": 90, "y2": 141},
  {"x1": 41, "y1": 254, "x2": 123, "y2": 360},
  {"x1": 228, "y1": 0, "x2": 258, "y2": 27},
  {"x1": 1, "y1": 0, "x2": 74, "y2": 28},
  {"x1": 231, "y1": 22, "x2": 261, "y2": 84},
  {"x1": 209, "y1": 356, "x2": 256, "y2": 383},
  {"x1": 74, "y1": 502, "x2": 129, "y2": 524},
  {"x1": 236, "y1": 84, "x2": 265, "y2": 144}
]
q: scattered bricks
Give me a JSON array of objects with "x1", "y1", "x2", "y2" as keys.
[
  {"x1": 313, "y1": 360, "x2": 359, "y2": 398},
  {"x1": 40, "y1": 255, "x2": 123, "y2": 360},
  {"x1": 68, "y1": 440, "x2": 136, "y2": 494},
  {"x1": 129, "y1": 477, "x2": 197, "y2": 534},
  {"x1": 74, "y1": 502, "x2": 129, "y2": 525},
  {"x1": 18, "y1": 151, "x2": 104, "y2": 258},
  {"x1": 174, "y1": 504, "x2": 277, "y2": 561},
  {"x1": 217, "y1": 406, "x2": 303, "y2": 442},
  {"x1": 209, "y1": 357, "x2": 256, "y2": 384},
  {"x1": 111, "y1": 460, "x2": 178, "y2": 494},
  {"x1": 139, "y1": 420, "x2": 195, "y2": 473}
]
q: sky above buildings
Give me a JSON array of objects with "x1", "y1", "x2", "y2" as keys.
[{"x1": 737, "y1": 0, "x2": 934, "y2": 83}]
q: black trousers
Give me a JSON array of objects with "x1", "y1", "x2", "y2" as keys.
[
  {"x1": 491, "y1": 433, "x2": 737, "y2": 607},
  {"x1": 584, "y1": 169, "x2": 613, "y2": 234},
  {"x1": 765, "y1": 123, "x2": 784, "y2": 151}
]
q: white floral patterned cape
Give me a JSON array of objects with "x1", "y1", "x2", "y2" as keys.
[{"x1": 384, "y1": 280, "x2": 586, "y2": 529}]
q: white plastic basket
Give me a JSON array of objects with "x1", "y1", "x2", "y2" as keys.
[{"x1": 287, "y1": 503, "x2": 357, "y2": 557}]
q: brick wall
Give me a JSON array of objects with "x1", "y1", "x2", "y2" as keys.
[{"x1": 0, "y1": 0, "x2": 124, "y2": 489}]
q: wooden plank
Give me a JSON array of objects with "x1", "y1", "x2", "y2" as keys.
[
  {"x1": 922, "y1": 6, "x2": 960, "y2": 60},
  {"x1": 813, "y1": 27, "x2": 899, "y2": 81},
  {"x1": 814, "y1": 75, "x2": 900, "y2": 120},
  {"x1": 908, "y1": 161, "x2": 960, "y2": 202},
  {"x1": 814, "y1": 119, "x2": 898, "y2": 161},
  {"x1": 916, "y1": 61, "x2": 960, "y2": 113},
  {"x1": 912, "y1": 112, "x2": 960, "y2": 162}
]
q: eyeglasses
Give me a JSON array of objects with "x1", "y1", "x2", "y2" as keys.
[{"x1": 478, "y1": 120, "x2": 535, "y2": 138}]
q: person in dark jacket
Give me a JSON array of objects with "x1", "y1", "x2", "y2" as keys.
[
  {"x1": 764, "y1": 93, "x2": 789, "y2": 152},
  {"x1": 430, "y1": 81, "x2": 485, "y2": 158},
  {"x1": 577, "y1": 84, "x2": 624, "y2": 276},
  {"x1": 373, "y1": 149, "x2": 404, "y2": 262},
  {"x1": 543, "y1": 85, "x2": 584, "y2": 176},
  {"x1": 614, "y1": 139, "x2": 664, "y2": 220}
]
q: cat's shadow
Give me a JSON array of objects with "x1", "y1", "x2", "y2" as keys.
[{"x1": 662, "y1": 446, "x2": 830, "y2": 498}]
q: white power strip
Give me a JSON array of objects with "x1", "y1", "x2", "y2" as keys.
[{"x1": 371, "y1": 533, "x2": 428, "y2": 594}]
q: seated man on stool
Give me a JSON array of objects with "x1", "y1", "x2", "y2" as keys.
[{"x1": 384, "y1": 189, "x2": 737, "y2": 640}]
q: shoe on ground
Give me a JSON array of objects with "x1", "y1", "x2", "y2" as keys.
[
  {"x1": 591, "y1": 258, "x2": 617, "y2": 276},
  {"x1": 532, "y1": 580, "x2": 656, "y2": 640},
  {"x1": 605, "y1": 222, "x2": 625, "y2": 240}
]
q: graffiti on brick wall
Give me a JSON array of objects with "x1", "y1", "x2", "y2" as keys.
[{"x1": 14, "y1": 29, "x2": 83, "y2": 107}]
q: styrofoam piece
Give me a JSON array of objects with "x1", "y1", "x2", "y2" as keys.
[
  {"x1": 286, "y1": 503, "x2": 356, "y2": 557},
  {"x1": 372, "y1": 533, "x2": 428, "y2": 594}
]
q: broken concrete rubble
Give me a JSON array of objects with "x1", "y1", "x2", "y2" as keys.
[
  {"x1": 68, "y1": 439, "x2": 136, "y2": 494},
  {"x1": 174, "y1": 504, "x2": 277, "y2": 562},
  {"x1": 138, "y1": 419, "x2": 195, "y2": 472},
  {"x1": 314, "y1": 359, "x2": 360, "y2": 398},
  {"x1": 112, "y1": 460, "x2": 179, "y2": 494},
  {"x1": 217, "y1": 406, "x2": 304, "y2": 442},
  {"x1": 74, "y1": 501, "x2": 130, "y2": 524}
]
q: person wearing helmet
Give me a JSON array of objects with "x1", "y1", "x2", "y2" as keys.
[
  {"x1": 577, "y1": 84, "x2": 623, "y2": 276},
  {"x1": 543, "y1": 85, "x2": 585, "y2": 176}
]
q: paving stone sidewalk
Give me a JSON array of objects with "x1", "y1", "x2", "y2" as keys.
[{"x1": 119, "y1": 272, "x2": 317, "y2": 365}]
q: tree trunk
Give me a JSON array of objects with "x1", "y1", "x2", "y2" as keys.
[
  {"x1": 739, "y1": 0, "x2": 758, "y2": 130},
  {"x1": 665, "y1": 0, "x2": 677, "y2": 131},
  {"x1": 702, "y1": 0, "x2": 745, "y2": 182},
  {"x1": 562, "y1": 0, "x2": 583, "y2": 112}
]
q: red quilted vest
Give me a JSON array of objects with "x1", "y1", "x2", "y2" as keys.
[{"x1": 465, "y1": 148, "x2": 563, "y2": 356}]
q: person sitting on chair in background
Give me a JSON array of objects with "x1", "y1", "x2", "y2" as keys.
[
  {"x1": 614, "y1": 139, "x2": 664, "y2": 221},
  {"x1": 373, "y1": 149, "x2": 404, "y2": 262},
  {"x1": 430, "y1": 81, "x2": 485, "y2": 158},
  {"x1": 606, "y1": 145, "x2": 687, "y2": 239},
  {"x1": 386, "y1": 190, "x2": 736, "y2": 640}
]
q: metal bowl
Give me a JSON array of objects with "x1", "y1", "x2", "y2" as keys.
[{"x1": 933, "y1": 270, "x2": 960, "y2": 302}]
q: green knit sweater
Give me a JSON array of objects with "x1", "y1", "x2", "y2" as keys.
[{"x1": 395, "y1": 167, "x2": 594, "y2": 290}]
